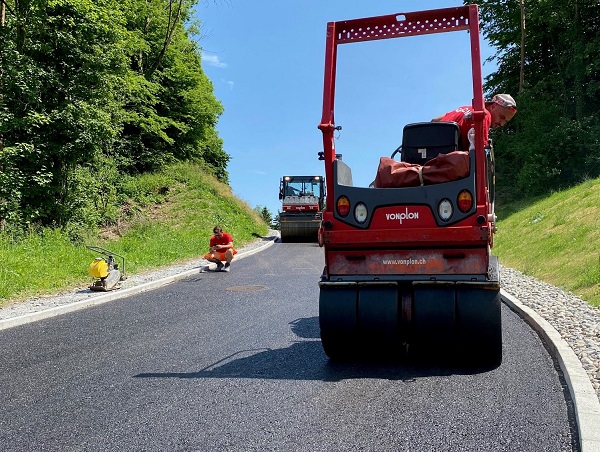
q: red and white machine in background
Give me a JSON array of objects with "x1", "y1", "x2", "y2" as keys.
[{"x1": 278, "y1": 175, "x2": 325, "y2": 243}]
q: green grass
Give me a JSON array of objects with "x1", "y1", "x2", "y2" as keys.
[
  {"x1": 0, "y1": 162, "x2": 268, "y2": 305},
  {"x1": 494, "y1": 177, "x2": 600, "y2": 308}
]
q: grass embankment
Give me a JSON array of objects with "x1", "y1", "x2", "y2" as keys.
[
  {"x1": 0, "y1": 162, "x2": 268, "y2": 305},
  {"x1": 494, "y1": 177, "x2": 600, "y2": 308}
]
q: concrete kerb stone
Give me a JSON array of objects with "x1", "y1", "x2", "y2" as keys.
[
  {"x1": 501, "y1": 290, "x2": 600, "y2": 452},
  {"x1": 0, "y1": 235, "x2": 277, "y2": 332}
]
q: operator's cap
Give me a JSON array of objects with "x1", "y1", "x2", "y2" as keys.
[{"x1": 491, "y1": 93, "x2": 517, "y2": 110}]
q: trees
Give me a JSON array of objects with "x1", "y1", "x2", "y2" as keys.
[
  {"x1": 0, "y1": 0, "x2": 130, "y2": 227},
  {"x1": 471, "y1": 0, "x2": 600, "y2": 201},
  {"x1": 116, "y1": 0, "x2": 228, "y2": 177},
  {"x1": 254, "y1": 206, "x2": 275, "y2": 228},
  {"x1": 0, "y1": 0, "x2": 229, "y2": 231}
]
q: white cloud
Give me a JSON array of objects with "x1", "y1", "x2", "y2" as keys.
[
  {"x1": 223, "y1": 79, "x2": 234, "y2": 90},
  {"x1": 202, "y1": 52, "x2": 227, "y2": 68}
]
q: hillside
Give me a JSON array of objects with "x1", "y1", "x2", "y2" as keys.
[
  {"x1": 0, "y1": 162, "x2": 269, "y2": 305},
  {"x1": 494, "y1": 177, "x2": 600, "y2": 308}
]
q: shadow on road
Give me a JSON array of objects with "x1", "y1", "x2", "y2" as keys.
[{"x1": 134, "y1": 316, "x2": 494, "y2": 382}]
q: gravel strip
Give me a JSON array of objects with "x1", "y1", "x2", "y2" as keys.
[
  {"x1": 501, "y1": 265, "x2": 600, "y2": 402},
  {"x1": 1, "y1": 237, "x2": 598, "y2": 402}
]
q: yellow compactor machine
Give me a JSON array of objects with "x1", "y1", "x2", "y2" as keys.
[{"x1": 87, "y1": 246, "x2": 126, "y2": 291}]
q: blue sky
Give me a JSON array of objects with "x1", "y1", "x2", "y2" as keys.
[{"x1": 195, "y1": 1, "x2": 497, "y2": 216}]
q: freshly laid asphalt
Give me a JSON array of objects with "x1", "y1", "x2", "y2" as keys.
[{"x1": 0, "y1": 241, "x2": 600, "y2": 452}]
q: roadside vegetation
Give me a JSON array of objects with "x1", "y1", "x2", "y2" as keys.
[
  {"x1": 0, "y1": 162, "x2": 268, "y2": 305},
  {"x1": 495, "y1": 177, "x2": 600, "y2": 308}
]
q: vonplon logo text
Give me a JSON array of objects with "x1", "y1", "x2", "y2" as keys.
[{"x1": 386, "y1": 208, "x2": 419, "y2": 224}]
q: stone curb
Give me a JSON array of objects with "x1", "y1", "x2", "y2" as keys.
[
  {"x1": 0, "y1": 235, "x2": 277, "y2": 332},
  {"x1": 502, "y1": 290, "x2": 600, "y2": 452}
]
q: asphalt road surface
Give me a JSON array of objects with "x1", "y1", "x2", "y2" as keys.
[{"x1": 0, "y1": 242, "x2": 577, "y2": 451}]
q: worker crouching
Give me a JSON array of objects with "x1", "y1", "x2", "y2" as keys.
[{"x1": 203, "y1": 226, "x2": 237, "y2": 272}]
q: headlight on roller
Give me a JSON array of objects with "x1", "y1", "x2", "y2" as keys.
[
  {"x1": 438, "y1": 198, "x2": 453, "y2": 221},
  {"x1": 354, "y1": 202, "x2": 368, "y2": 224}
]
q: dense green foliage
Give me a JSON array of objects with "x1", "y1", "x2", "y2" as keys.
[
  {"x1": 0, "y1": 161, "x2": 268, "y2": 304},
  {"x1": 469, "y1": 1, "x2": 600, "y2": 202},
  {"x1": 0, "y1": 0, "x2": 228, "y2": 232}
]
